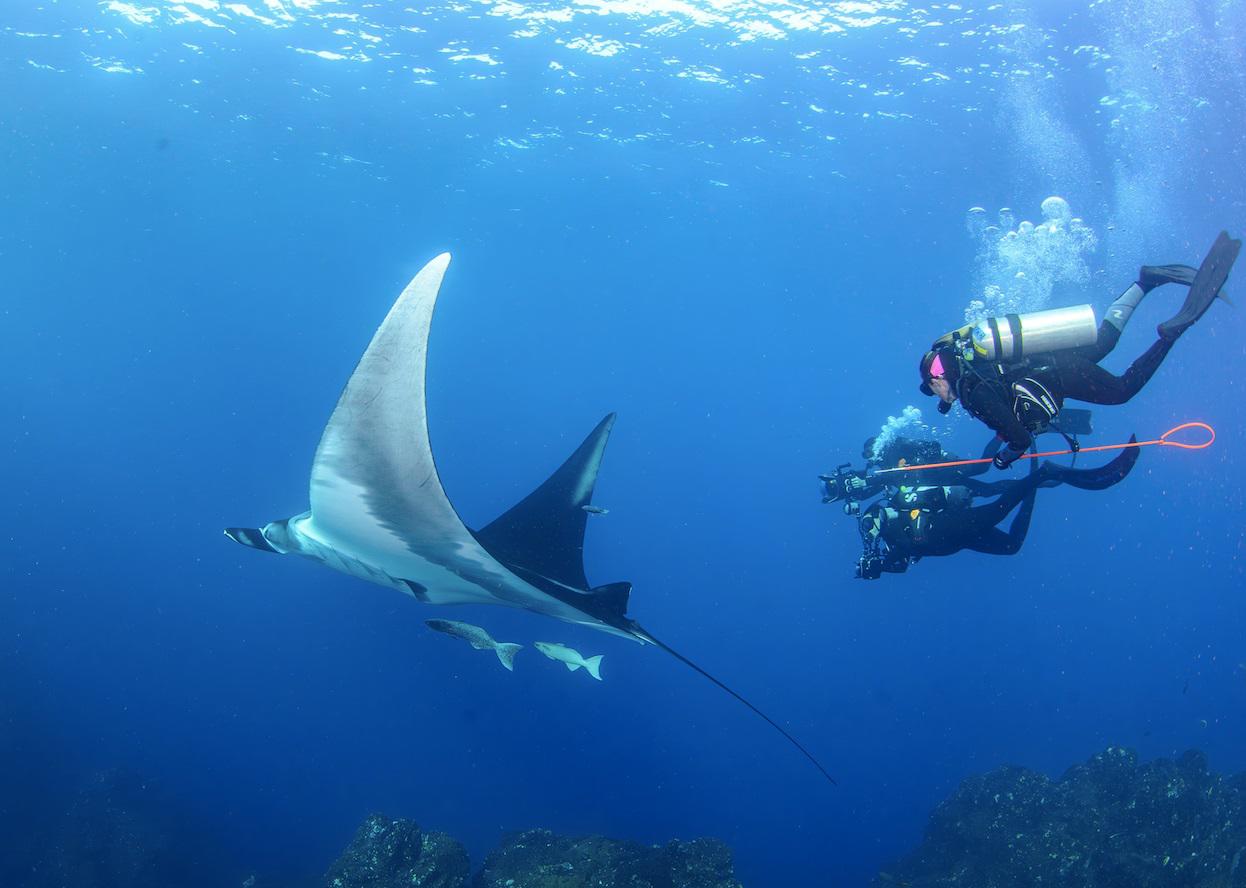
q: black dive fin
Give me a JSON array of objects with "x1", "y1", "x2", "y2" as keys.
[
  {"x1": 1044, "y1": 436, "x2": 1140, "y2": 490},
  {"x1": 474, "y1": 414, "x2": 617, "y2": 590},
  {"x1": 635, "y1": 624, "x2": 838, "y2": 785},
  {"x1": 1139, "y1": 264, "x2": 1197, "y2": 289},
  {"x1": 224, "y1": 527, "x2": 278, "y2": 553},
  {"x1": 1158, "y1": 231, "x2": 1240, "y2": 339}
]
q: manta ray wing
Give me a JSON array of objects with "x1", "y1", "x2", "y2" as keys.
[
  {"x1": 298, "y1": 254, "x2": 639, "y2": 635},
  {"x1": 307, "y1": 253, "x2": 465, "y2": 561},
  {"x1": 475, "y1": 413, "x2": 616, "y2": 591}
]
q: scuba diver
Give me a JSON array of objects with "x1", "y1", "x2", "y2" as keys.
[
  {"x1": 821, "y1": 412, "x2": 1094, "y2": 511},
  {"x1": 854, "y1": 444, "x2": 1140, "y2": 578},
  {"x1": 823, "y1": 435, "x2": 1011, "y2": 523},
  {"x1": 918, "y1": 231, "x2": 1240, "y2": 469}
]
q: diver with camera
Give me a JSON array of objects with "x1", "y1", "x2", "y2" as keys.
[
  {"x1": 820, "y1": 435, "x2": 1004, "y2": 515},
  {"x1": 821, "y1": 419, "x2": 1139, "y2": 579},
  {"x1": 851, "y1": 441, "x2": 1142, "y2": 578}
]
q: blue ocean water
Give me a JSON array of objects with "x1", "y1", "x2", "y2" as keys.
[{"x1": 2, "y1": 0, "x2": 1245, "y2": 884}]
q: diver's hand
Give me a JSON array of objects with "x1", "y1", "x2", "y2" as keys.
[
  {"x1": 992, "y1": 445, "x2": 1025, "y2": 470},
  {"x1": 845, "y1": 476, "x2": 868, "y2": 494}
]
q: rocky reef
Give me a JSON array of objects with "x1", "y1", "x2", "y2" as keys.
[
  {"x1": 12, "y1": 766, "x2": 739, "y2": 888},
  {"x1": 321, "y1": 817, "x2": 741, "y2": 888},
  {"x1": 472, "y1": 828, "x2": 742, "y2": 888},
  {"x1": 875, "y1": 746, "x2": 1246, "y2": 888},
  {"x1": 324, "y1": 814, "x2": 470, "y2": 888}
]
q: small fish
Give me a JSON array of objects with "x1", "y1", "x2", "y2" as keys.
[
  {"x1": 535, "y1": 642, "x2": 604, "y2": 681},
  {"x1": 581, "y1": 504, "x2": 609, "y2": 515},
  {"x1": 425, "y1": 619, "x2": 522, "y2": 672}
]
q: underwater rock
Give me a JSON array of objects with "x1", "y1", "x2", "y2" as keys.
[
  {"x1": 473, "y1": 828, "x2": 742, "y2": 888},
  {"x1": 29, "y1": 768, "x2": 223, "y2": 888},
  {"x1": 874, "y1": 746, "x2": 1246, "y2": 888},
  {"x1": 324, "y1": 813, "x2": 469, "y2": 888}
]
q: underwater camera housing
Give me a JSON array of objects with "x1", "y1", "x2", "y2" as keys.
[
  {"x1": 856, "y1": 553, "x2": 884, "y2": 580},
  {"x1": 819, "y1": 463, "x2": 854, "y2": 503},
  {"x1": 820, "y1": 463, "x2": 867, "y2": 505}
]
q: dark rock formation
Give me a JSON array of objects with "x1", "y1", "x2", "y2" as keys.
[
  {"x1": 324, "y1": 814, "x2": 469, "y2": 888},
  {"x1": 875, "y1": 746, "x2": 1246, "y2": 888},
  {"x1": 473, "y1": 828, "x2": 742, "y2": 888},
  {"x1": 27, "y1": 768, "x2": 227, "y2": 888}
]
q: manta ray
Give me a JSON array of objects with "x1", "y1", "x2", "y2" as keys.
[{"x1": 225, "y1": 253, "x2": 834, "y2": 784}]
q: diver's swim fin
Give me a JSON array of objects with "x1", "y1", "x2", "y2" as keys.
[
  {"x1": 1139, "y1": 264, "x2": 1197, "y2": 290},
  {"x1": 1158, "y1": 231, "x2": 1240, "y2": 341},
  {"x1": 1043, "y1": 437, "x2": 1140, "y2": 491}
]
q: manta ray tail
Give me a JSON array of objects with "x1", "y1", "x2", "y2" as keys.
[
  {"x1": 636, "y1": 624, "x2": 837, "y2": 785},
  {"x1": 494, "y1": 643, "x2": 522, "y2": 672}
]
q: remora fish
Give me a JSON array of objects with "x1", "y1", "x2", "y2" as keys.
[
  {"x1": 425, "y1": 619, "x2": 522, "y2": 672},
  {"x1": 224, "y1": 253, "x2": 836, "y2": 785},
  {"x1": 535, "y1": 642, "x2": 604, "y2": 681}
]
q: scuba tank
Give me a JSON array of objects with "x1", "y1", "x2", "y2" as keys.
[
  {"x1": 968, "y1": 304, "x2": 1098, "y2": 362},
  {"x1": 930, "y1": 305, "x2": 1096, "y2": 432},
  {"x1": 926, "y1": 305, "x2": 1098, "y2": 445}
]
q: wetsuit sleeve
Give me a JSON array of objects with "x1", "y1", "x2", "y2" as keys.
[
  {"x1": 965, "y1": 384, "x2": 1033, "y2": 452},
  {"x1": 858, "y1": 474, "x2": 888, "y2": 500}
]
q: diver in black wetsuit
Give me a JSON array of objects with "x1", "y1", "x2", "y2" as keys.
[
  {"x1": 918, "y1": 232, "x2": 1240, "y2": 469},
  {"x1": 821, "y1": 435, "x2": 1000, "y2": 512},
  {"x1": 855, "y1": 444, "x2": 1140, "y2": 578},
  {"x1": 822, "y1": 412, "x2": 1095, "y2": 511}
]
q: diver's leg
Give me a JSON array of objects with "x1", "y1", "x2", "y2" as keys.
[
  {"x1": 1077, "y1": 266, "x2": 1198, "y2": 363},
  {"x1": 964, "y1": 527, "x2": 1016, "y2": 556},
  {"x1": 967, "y1": 489, "x2": 1037, "y2": 556},
  {"x1": 1055, "y1": 339, "x2": 1174, "y2": 405},
  {"x1": 1068, "y1": 319, "x2": 1120, "y2": 364},
  {"x1": 962, "y1": 477, "x2": 1017, "y2": 497},
  {"x1": 1081, "y1": 284, "x2": 1143, "y2": 361},
  {"x1": 962, "y1": 469, "x2": 1045, "y2": 528}
]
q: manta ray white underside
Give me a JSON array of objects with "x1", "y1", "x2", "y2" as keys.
[{"x1": 226, "y1": 253, "x2": 644, "y2": 642}]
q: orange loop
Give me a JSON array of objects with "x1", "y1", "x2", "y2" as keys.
[
  {"x1": 1158, "y1": 421, "x2": 1216, "y2": 450},
  {"x1": 873, "y1": 421, "x2": 1216, "y2": 474}
]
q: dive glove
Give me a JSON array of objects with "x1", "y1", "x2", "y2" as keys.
[{"x1": 992, "y1": 445, "x2": 1026, "y2": 470}]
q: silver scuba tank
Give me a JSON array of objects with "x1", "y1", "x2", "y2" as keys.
[{"x1": 970, "y1": 304, "x2": 1098, "y2": 362}]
